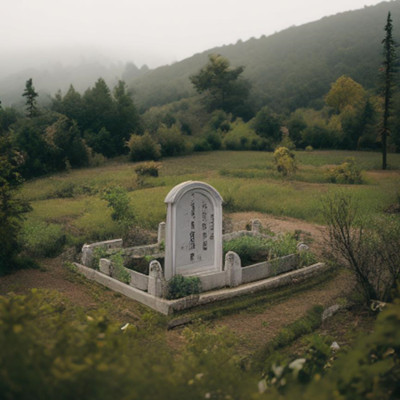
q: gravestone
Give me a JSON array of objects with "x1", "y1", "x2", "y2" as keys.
[{"x1": 164, "y1": 181, "x2": 223, "y2": 280}]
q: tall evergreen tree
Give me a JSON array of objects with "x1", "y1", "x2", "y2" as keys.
[
  {"x1": 381, "y1": 12, "x2": 396, "y2": 170},
  {"x1": 22, "y1": 78, "x2": 39, "y2": 118}
]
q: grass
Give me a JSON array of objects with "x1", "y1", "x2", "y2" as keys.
[{"x1": 19, "y1": 150, "x2": 400, "y2": 243}]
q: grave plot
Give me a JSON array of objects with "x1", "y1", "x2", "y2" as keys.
[{"x1": 75, "y1": 181, "x2": 327, "y2": 314}]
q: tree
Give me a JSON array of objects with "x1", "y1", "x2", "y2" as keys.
[
  {"x1": 190, "y1": 54, "x2": 250, "y2": 116},
  {"x1": 22, "y1": 78, "x2": 39, "y2": 118},
  {"x1": 252, "y1": 106, "x2": 282, "y2": 142},
  {"x1": 0, "y1": 135, "x2": 31, "y2": 274},
  {"x1": 325, "y1": 75, "x2": 366, "y2": 113},
  {"x1": 381, "y1": 12, "x2": 396, "y2": 170},
  {"x1": 112, "y1": 80, "x2": 141, "y2": 154}
]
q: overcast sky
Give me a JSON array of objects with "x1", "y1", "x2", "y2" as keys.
[{"x1": 1, "y1": 0, "x2": 386, "y2": 71}]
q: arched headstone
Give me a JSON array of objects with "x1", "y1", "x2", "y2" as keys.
[{"x1": 164, "y1": 181, "x2": 223, "y2": 280}]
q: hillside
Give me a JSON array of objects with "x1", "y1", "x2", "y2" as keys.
[{"x1": 130, "y1": 1, "x2": 400, "y2": 112}]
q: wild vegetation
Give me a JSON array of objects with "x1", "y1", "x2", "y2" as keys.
[{"x1": 0, "y1": 3, "x2": 400, "y2": 399}]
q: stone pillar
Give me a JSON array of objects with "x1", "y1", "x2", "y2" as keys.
[
  {"x1": 99, "y1": 258, "x2": 112, "y2": 275},
  {"x1": 157, "y1": 222, "x2": 166, "y2": 244},
  {"x1": 251, "y1": 219, "x2": 262, "y2": 234},
  {"x1": 225, "y1": 251, "x2": 242, "y2": 287},
  {"x1": 81, "y1": 244, "x2": 94, "y2": 266},
  {"x1": 148, "y1": 260, "x2": 166, "y2": 298}
]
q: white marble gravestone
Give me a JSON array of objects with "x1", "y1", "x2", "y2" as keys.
[{"x1": 164, "y1": 181, "x2": 223, "y2": 280}]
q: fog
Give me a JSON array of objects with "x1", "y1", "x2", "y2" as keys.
[{"x1": 0, "y1": 0, "x2": 384, "y2": 105}]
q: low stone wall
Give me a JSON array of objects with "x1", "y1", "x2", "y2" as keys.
[
  {"x1": 81, "y1": 239, "x2": 123, "y2": 266},
  {"x1": 128, "y1": 269, "x2": 149, "y2": 291},
  {"x1": 242, "y1": 254, "x2": 298, "y2": 284},
  {"x1": 74, "y1": 261, "x2": 329, "y2": 315},
  {"x1": 123, "y1": 243, "x2": 162, "y2": 258},
  {"x1": 198, "y1": 271, "x2": 227, "y2": 292}
]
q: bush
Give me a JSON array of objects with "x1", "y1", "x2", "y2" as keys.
[
  {"x1": 134, "y1": 161, "x2": 161, "y2": 177},
  {"x1": 101, "y1": 186, "x2": 135, "y2": 230},
  {"x1": 22, "y1": 221, "x2": 66, "y2": 257},
  {"x1": 128, "y1": 133, "x2": 161, "y2": 161},
  {"x1": 326, "y1": 157, "x2": 363, "y2": 184},
  {"x1": 273, "y1": 146, "x2": 297, "y2": 176},
  {"x1": 167, "y1": 275, "x2": 201, "y2": 299},
  {"x1": 223, "y1": 234, "x2": 298, "y2": 266},
  {"x1": 155, "y1": 124, "x2": 188, "y2": 157},
  {"x1": 322, "y1": 192, "x2": 400, "y2": 302},
  {"x1": 110, "y1": 251, "x2": 130, "y2": 284},
  {"x1": 305, "y1": 145, "x2": 313, "y2": 152}
]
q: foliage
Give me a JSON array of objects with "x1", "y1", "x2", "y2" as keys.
[
  {"x1": 0, "y1": 135, "x2": 31, "y2": 274},
  {"x1": 325, "y1": 75, "x2": 366, "y2": 113},
  {"x1": 0, "y1": 289, "x2": 258, "y2": 400},
  {"x1": 101, "y1": 186, "x2": 135, "y2": 230},
  {"x1": 273, "y1": 146, "x2": 297, "y2": 176},
  {"x1": 326, "y1": 157, "x2": 363, "y2": 184},
  {"x1": 110, "y1": 251, "x2": 130, "y2": 284},
  {"x1": 134, "y1": 161, "x2": 161, "y2": 177},
  {"x1": 260, "y1": 305, "x2": 324, "y2": 368},
  {"x1": 91, "y1": 246, "x2": 108, "y2": 269},
  {"x1": 252, "y1": 106, "x2": 282, "y2": 143},
  {"x1": 223, "y1": 234, "x2": 298, "y2": 266},
  {"x1": 381, "y1": 12, "x2": 397, "y2": 170},
  {"x1": 22, "y1": 221, "x2": 66, "y2": 257},
  {"x1": 154, "y1": 124, "x2": 189, "y2": 157},
  {"x1": 22, "y1": 78, "x2": 39, "y2": 118},
  {"x1": 190, "y1": 54, "x2": 251, "y2": 118},
  {"x1": 128, "y1": 132, "x2": 161, "y2": 161},
  {"x1": 322, "y1": 192, "x2": 400, "y2": 302},
  {"x1": 167, "y1": 275, "x2": 201, "y2": 299},
  {"x1": 222, "y1": 119, "x2": 266, "y2": 150}
]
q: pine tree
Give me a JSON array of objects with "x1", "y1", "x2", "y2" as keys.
[
  {"x1": 22, "y1": 78, "x2": 39, "y2": 118},
  {"x1": 381, "y1": 12, "x2": 396, "y2": 170}
]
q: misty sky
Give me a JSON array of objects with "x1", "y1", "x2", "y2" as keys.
[{"x1": 1, "y1": 0, "x2": 385, "y2": 71}]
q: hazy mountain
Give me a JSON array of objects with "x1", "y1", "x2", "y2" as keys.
[{"x1": 129, "y1": 0, "x2": 400, "y2": 113}]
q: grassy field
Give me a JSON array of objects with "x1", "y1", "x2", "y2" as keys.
[{"x1": 20, "y1": 150, "x2": 400, "y2": 245}]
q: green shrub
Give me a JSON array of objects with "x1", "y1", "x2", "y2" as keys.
[
  {"x1": 326, "y1": 157, "x2": 363, "y2": 184},
  {"x1": 305, "y1": 145, "x2": 314, "y2": 152},
  {"x1": 22, "y1": 221, "x2": 66, "y2": 257},
  {"x1": 273, "y1": 146, "x2": 297, "y2": 176},
  {"x1": 223, "y1": 234, "x2": 298, "y2": 266},
  {"x1": 101, "y1": 186, "x2": 134, "y2": 228},
  {"x1": 155, "y1": 124, "x2": 189, "y2": 157},
  {"x1": 128, "y1": 132, "x2": 161, "y2": 161},
  {"x1": 167, "y1": 275, "x2": 201, "y2": 299},
  {"x1": 110, "y1": 251, "x2": 130, "y2": 284},
  {"x1": 91, "y1": 246, "x2": 108, "y2": 269},
  {"x1": 134, "y1": 161, "x2": 161, "y2": 177}
]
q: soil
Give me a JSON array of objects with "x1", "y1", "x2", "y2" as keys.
[{"x1": 0, "y1": 212, "x2": 362, "y2": 355}]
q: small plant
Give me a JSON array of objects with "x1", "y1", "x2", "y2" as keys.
[
  {"x1": 223, "y1": 234, "x2": 298, "y2": 266},
  {"x1": 91, "y1": 246, "x2": 108, "y2": 269},
  {"x1": 101, "y1": 186, "x2": 135, "y2": 230},
  {"x1": 273, "y1": 146, "x2": 297, "y2": 176},
  {"x1": 167, "y1": 275, "x2": 201, "y2": 299},
  {"x1": 110, "y1": 251, "x2": 130, "y2": 284},
  {"x1": 326, "y1": 157, "x2": 363, "y2": 184},
  {"x1": 305, "y1": 145, "x2": 314, "y2": 152}
]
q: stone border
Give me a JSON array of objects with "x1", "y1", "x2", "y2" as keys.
[{"x1": 74, "y1": 262, "x2": 328, "y2": 315}]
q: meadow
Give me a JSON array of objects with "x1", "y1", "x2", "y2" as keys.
[{"x1": 20, "y1": 150, "x2": 400, "y2": 247}]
